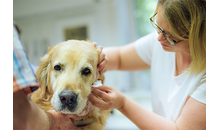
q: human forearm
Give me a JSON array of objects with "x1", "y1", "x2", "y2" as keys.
[
  {"x1": 118, "y1": 96, "x2": 178, "y2": 130},
  {"x1": 103, "y1": 47, "x2": 121, "y2": 70},
  {"x1": 103, "y1": 43, "x2": 150, "y2": 71},
  {"x1": 13, "y1": 90, "x2": 50, "y2": 130},
  {"x1": 28, "y1": 101, "x2": 51, "y2": 130}
]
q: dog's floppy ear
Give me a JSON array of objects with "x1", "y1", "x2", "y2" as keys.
[
  {"x1": 31, "y1": 46, "x2": 55, "y2": 111},
  {"x1": 36, "y1": 46, "x2": 54, "y2": 98}
]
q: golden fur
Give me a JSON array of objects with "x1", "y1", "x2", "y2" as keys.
[{"x1": 31, "y1": 40, "x2": 110, "y2": 130}]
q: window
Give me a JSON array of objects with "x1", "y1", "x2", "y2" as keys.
[
  {"x1": 65, "y1": 26, "x2": 88, "y2": 41},
  {"x1": 127, "y1": 0, "x2": 158, "y2": 107},
  {"x1": 134, "y1": 0, "x2": 157, "y2": 37},
  {"x1": 131, "y1": 0, "x2": 158, "y2": 92}
]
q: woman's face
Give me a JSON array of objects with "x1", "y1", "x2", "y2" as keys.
[{"x1": 156, "y1": 6, "x2": 190, "y2": 53}]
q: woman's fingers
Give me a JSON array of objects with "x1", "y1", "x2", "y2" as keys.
[
  {"x1": 92, "y1": 42, "x2": 97, "y2": 47},
  {"x1": 91, "y1": 87, "x2": 112, "y2": 102},
  {"x1": 89, "y1": 85, "x2": 116, "y2": 110},
  {"x1": 91, "y1": 43, "x2": 108, "y2": 73},
  {"x1": 88, "y1": 92, "x2": 108, "y2": 109},
  {"x1": 89, "y1": 85, "x2": 126, "y2": 110},
  {"x1": 98, "y1": 51, "x2": 105, "y2": 64},
  {"x1": 95, "y1": 85, "x2": 112, "y2": 92},
  {"x1": 97, "y1": 46, "x2": 103, "y2": 55},
  {"x1": 98, "y1": 55, "x2": 108, "y2": 71}
]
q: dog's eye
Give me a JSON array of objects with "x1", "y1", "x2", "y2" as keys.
[
  {"x1": 82, "y1": 68, "x2": 91, "y2": 75},
  {"x1": 54, "y1": 65, "x2": 61, "y2": 71}
]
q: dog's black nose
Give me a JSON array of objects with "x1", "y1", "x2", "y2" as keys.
[{"x1": 59, "y1": 90, "x2": 78, "y2": 111}]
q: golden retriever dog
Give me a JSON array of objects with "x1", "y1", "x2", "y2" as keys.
[{"x1": 31, "y1": 40, "x2": 110, "y2": 130}]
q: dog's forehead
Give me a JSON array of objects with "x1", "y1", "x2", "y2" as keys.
[
  {"x1": 51, "y1": 41, "x2": 98, "y2": 65},
  {"x1": 58, "y1": 41, "x2": 96, "y2": 52}
]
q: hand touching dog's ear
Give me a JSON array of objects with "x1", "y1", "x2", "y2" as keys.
[
  {"x1": 92, "y1": 42, "x2": 108, "y2": 73},
  {"x1": 92, "y1": 42, "x2": 106, "y2": 84}
]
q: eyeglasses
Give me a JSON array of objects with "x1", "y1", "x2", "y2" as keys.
[{"x1": 150, "y1": 12, "x2": 183, "y2": 46}]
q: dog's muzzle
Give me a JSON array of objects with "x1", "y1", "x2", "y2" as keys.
[{"x1": 59, "y1": 90, "x2": 78, "y2": 111}]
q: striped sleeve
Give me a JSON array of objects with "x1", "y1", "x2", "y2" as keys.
[{"x1": 13, "y1": 24, "x2": 39, "y2": 95}]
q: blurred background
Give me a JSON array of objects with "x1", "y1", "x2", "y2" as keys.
[{"x1": 13, "y1": 0, "x2": 157, "y2": 129}]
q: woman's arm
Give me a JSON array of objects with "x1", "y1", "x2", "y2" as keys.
[
  {"x1": 99, "y1": 42, "x2": 150, "y2": 71},
  {"x1": 119, "y1": 94, "x2": 178, "y2": 130},
  {"x1": 89, "y1": 86, "x2": 206, "y2": 130},
  {"x1": 120, "y1": 95, "x2": 206, "y2": 130},
  {"x1": 175, "y1": 97, "x2": 206, "y2": 130}
]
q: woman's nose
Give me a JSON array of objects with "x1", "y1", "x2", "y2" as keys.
[{"x1": 157, "y1": 32, "x2": 165, "y2": 42}]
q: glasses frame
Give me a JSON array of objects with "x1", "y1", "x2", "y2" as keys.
[{"x1": 150, "y1": 12, "x2": 183, "y2": 46}]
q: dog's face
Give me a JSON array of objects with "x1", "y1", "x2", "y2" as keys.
[{"x1": 36, "y1": 40, "x2": 104, "y2": 114}]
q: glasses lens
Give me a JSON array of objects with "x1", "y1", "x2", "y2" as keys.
[
  {"x1": 166, "y1": 36, "x2": 175, "y2": 46},
  {"x1": 150, "y1": 16, "x2": 177, "y2": 46}
]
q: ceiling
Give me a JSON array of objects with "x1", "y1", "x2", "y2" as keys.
[{"x1": 13, "y1": 0, "x2": 99, "y2": 19}]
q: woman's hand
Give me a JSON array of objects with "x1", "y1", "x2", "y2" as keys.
[
  {"x1": 88, "y1": 85, "x2": 126, "y2": 110},
  {"x1": 92, "y1": 42, "x2": 108, "y2": 73}
]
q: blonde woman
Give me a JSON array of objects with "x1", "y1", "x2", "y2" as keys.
[{"x1": 89, "y1": 0, "x2": 206, "y2": 129}]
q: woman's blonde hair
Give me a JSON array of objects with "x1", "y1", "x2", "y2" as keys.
[{"x1": 156, "y1": 0, "x2": 206, "y2": 75}]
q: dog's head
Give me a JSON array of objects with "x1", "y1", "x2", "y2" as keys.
[{"x1": 36, "y1": 40, "x2": 104, "y2": 114}]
